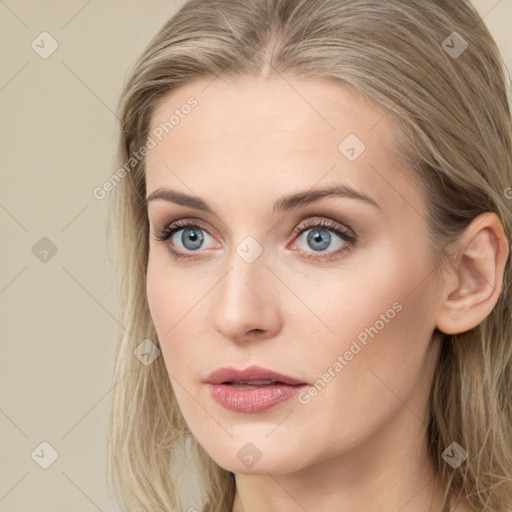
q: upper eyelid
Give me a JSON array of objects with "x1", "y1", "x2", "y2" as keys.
[
  {"x1": 158, "y1": 216, "x2": 346, "y2": 231},
  {"x1": 157, "y1": 217, "x2": 352, "y2": 243}
]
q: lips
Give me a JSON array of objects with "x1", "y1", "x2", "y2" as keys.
[
  {"x1": 204, "y1": 365, "x2": 308, "y2": 413},
  {"x1": 204, "y1": 365, "x2": 307, "y2": 386}
]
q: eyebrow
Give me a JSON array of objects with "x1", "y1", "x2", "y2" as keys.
[{"x1": 145, "y1": 184, "x2": 381, "y2": 214}]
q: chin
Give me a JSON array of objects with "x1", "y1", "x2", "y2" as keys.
[{"x1": 203, "y1": 440, "x2": 311, "y2": 476}]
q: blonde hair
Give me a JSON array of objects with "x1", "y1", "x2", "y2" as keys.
[{"x1": 106, "y1": 1, "x2": 512, "y2": 510}]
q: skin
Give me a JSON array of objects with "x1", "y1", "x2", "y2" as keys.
[{"x1": 144, "y1": 74, "x2": 509, "y2": 512}]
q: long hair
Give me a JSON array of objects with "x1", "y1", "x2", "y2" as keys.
[{"x1": 106, "y1": 1, "x2": 512, "y2": 510}]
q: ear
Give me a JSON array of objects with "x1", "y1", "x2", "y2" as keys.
[{"x1": 436, "y1": 212, "x2": 510, "y2": 335}]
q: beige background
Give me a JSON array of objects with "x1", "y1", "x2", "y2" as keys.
[{"x1": 1, "y1": 1, "x2": 511, "y2": 511}]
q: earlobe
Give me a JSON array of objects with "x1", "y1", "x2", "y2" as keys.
[{"x1": 436, "y1": 213, "x2": 510, "y2": 335}]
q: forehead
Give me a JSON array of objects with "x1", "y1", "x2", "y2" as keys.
[
  {"x1": 148, "y1": 74, "x2": 390, "y2": 147},
  {"x1": 145, "y1": 74, "x2": 425, "y2": 217}
]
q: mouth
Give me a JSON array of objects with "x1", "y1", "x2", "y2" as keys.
[{"x1": 204, "y1": 366, "x2": 308, "y2": 413}]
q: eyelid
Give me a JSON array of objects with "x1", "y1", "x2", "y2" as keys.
[{"x1": 292, "y1": 216, "x2": 355, "y2": 239}]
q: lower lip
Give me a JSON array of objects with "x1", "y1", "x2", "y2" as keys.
[{"x1": 207, "y1": 383, "x2": 307, "y2": 413}]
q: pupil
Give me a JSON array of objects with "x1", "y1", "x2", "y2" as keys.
[{"x1": 182, "y1": 228, "x2": 203, "y2": 250}]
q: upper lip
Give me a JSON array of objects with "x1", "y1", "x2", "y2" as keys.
[{"x1": 204, "y1": 365, "x2": 307, "y2": 385}]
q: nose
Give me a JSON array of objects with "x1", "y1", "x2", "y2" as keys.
[{"x1": 212, "y1": 248, "x2": 283, "y2": 344}]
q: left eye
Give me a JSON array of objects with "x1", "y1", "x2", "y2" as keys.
[{"x1": 292, "y1": 222, "x2": 355, "y2": 256}]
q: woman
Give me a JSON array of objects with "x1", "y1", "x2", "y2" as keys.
[{"x1": 106, "y1": 1, "x2": 512, "y2": 511}]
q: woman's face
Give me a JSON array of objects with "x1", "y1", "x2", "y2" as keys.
[{"x1": 145, "y1": 74, "x2": 445, "y2": 475}]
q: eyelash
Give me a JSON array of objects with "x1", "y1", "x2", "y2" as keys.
[{"x1": 152, "y1": 218, "x2": 357, "y2": 261}]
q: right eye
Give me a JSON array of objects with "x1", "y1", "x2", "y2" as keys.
[{"x1": 153, "y1": 220, "x2": 219, "y2": 260}]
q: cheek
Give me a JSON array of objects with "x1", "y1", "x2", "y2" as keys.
[
  {"x1": 146, "y1": 252, "x2": 212, "y2": 374},
  {"x1": 146, "y1": 256, "x2": 170, "y2": 335},
  {"x1": 290, "y1": 233, "x2": 437, "y2": 352},
  {"x1": 295, "y1": 243, "x2": 439, "y2": 425},
  {"x1": 146, "y1": 250, "x2": 199, "y2": 331},
  {"x1": 146, "y1": 261, "x2": 216, "y2": 444},
  {"x1": 292, "y1": 230, "x2": 432, "y2": 352},
  {"x1": 147, "y1": 254, "x2": 181, "y2": 368}
]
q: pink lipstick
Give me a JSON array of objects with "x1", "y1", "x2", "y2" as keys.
[{"x1": 204, "y1": 365, "x2": 308, "y2": 413}]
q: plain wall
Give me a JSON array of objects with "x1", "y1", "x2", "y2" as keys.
[{"x1": 1, "y1": 1, "x2": 511, "y2": 510}]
